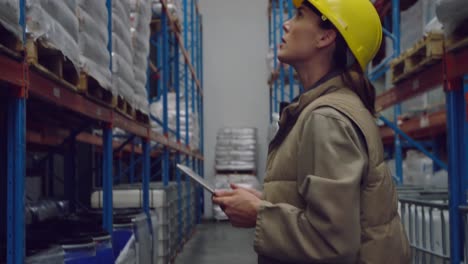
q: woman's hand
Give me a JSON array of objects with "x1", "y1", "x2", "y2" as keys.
[
  {"x1": 213, "y1": 187, "x2": 262, "y2": 228},
  {"x1": 230, "y1": 183, "x2": 263, "y2": 199}
]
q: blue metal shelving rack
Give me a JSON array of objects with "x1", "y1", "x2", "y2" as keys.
[
  {"x1": 268, "y1": 0, "x2": 301, "y2": 120},
  {"x1": 268, "y1": 0, "x2": 468, "y2": 263},
  {"x1": 2, "y1": 0, "x2": 204, "y2": 263},
  {"x1": 149, "y1": 0, "x2": 204, "y2": 245}
]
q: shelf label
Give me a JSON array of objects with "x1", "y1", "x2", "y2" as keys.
[
  {"x1": 53, "y1": 88, "x2": 61, "y2": 98},
  {"x1": 96, "y1": 108, "x2": 102, "y2": 117},
  {"x1": 420, "y1": 115, "x2": 430, "y2": 128}
]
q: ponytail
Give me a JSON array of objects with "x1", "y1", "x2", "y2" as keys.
[{"x1": 341, "y1": 65, "x2": 376, "y2": 115}]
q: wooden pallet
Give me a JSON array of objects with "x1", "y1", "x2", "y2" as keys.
[
  {"x1": 26, "y1": 38, "x2": 79, "y2": 91},
  {"x1": 391, "y1": 33, "x2": 444, "y2": 84},
  {"x1": 0, "y1": 23, "x2": 23, "y2": 58},
  {"x1": 78, "y1": 72, "x2": 117, "y2": 107},
  {"x1": 116, "y1": 96, "x2": 136, "y2": 118},
  {"x1": 135, "y1": 109, "x2": 150, "y2": 124}
]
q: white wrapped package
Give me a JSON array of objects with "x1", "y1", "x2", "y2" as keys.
[
  {"x1": 150, "y1": 92, "x2": 201, "y2": 150},
  {"x1": 399, "y1": 150, "x2": 434, "y2": 186},
  {"x1": 400, "y1": 0, "x2": 424, "y2": 52},
  {"x1": 78, "y1": 0, "x2": 112, "y2": 93},
  {"x1": 113, "y1": 0, "x2": 136, "y2": 105},
  {"x1": 113, "y1": 53, "x2": 134, "y2": 87},
  {"x1": 215, "y1": 127, "x2": 257, "y2": 171},
  {"x1": 113, "y1": 76, "x2": 136, "y2": 106},
  {"x1": 26, "y1": 0, "x2": 79, "y2": 67},
  {"x1": 112, "y1": 52, "x2": 135, "y2": 104},
  {"x1": 215, "y1": 162, "x2": 256, "y2": 171},
  {"x1": 0, "y1": 0, "x2": 22, "y2": 39},
  {"x1": 112, "y1": 34, "x2": 134, "y2": 68},
  {"x1": 436, "y1": 0, "x2": 468, "y2": 36},
  {"x1": 129, "y1": 0, "x2": 151, "y2": 114}
]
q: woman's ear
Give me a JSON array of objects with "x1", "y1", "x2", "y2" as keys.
[{"x1": 317, "y1": 29, "x2": 337, "y2": 48}]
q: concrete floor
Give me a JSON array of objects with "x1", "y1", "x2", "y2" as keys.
[{"x1": 175, "y1": 222, "x2": 258, "y2": 264}]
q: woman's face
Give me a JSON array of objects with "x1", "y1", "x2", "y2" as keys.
[{"x1": 278, "y1": 4, "x2": 333, "y2": 65}]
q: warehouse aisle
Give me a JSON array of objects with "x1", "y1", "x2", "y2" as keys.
[{"x1": 175, "y1": 222, "x2": 257, "y2": 264}]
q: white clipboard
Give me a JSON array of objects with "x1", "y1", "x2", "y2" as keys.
[{"x1": 176, "y1": 164, "x2": 215, "y2": 194}]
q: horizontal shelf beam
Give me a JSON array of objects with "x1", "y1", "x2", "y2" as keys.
[
  {"x1": 0, "y1": 54, "x2": 24, "y2": 89},
  {"x1": 112, "y1": 112, "x2": 149, "y2": 139},
  {"x1": 28, "y1": 69, "x2": 113, "y2": 123},
  {"x1": 380, "y1": 110, "x2": 446, "y2": 145},
  {"x1": 375, "y1": 62, "x2": 444, "y2": 112},
  {"x1": 26, "y1": 130, "x2": 144, "y2": 155}
]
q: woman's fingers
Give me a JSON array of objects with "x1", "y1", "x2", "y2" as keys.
[
  {"x1": 214, "y1": 189, "x2": 235, "y2": 197},
  {"x1": 213, "y1": 196, "x2": 231, "y2": 206},
  {"x1": 230, "y1": 183, "x2": 263, "y2": 199}
]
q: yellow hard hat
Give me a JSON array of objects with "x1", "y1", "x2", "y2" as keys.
[{"x1": 293, "y1": 0, "x2": 383, "y2": 71}]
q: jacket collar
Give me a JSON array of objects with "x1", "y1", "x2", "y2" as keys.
[
  {"x1": 279, "y1": 70, "x2": 343, "y2": 116},
  {"x1": 269, "y1": 73, "x2": 350, "y2": 152}
]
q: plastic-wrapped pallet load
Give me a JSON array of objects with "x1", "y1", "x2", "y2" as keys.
[
  {"x1": 90, "y1": 183, "x2": 177, "y2": 263},
  {"x1": 114, "y1": 213, "x2": 153, "y2": 264},
  {"x1": 150, "y1": 92, "x2": 200, "y2": 150},
  {"x1": 113, "y1": 0, "x2": 137, "y2": 108},
  {"x1": 26, "y1": 0, "x2": 79, "y2": 68},
  {"x1": 436, "y1": 0, "x2": 468, "y2": 36},
  {"x1": 129, "y1": 0, "x2": 151, "y2": 114},
  {"x1": 77, "y1": 0, "x2": 113, "y2": 94},
  {"x1": 400, "y1": 0, "x2": 424, "y2": 52},
  {"x1": 404, "y1": 150, "x2": 434, "y2": 186},
  {"x1": 400, "y1": 84, "x2": 445, "y2": 118},
  {"x1": 133, "y1": 213, "x2": 152, "y2": 264},
  {"x1": 386, "y1": 150, "x2": 448, "y2": 188},
  {"x1": 0, "y1": 0, "x2": 22, "y2": 39},
  {"x1": 215, "y1": 127, "x2": 257, "y2": 172}
]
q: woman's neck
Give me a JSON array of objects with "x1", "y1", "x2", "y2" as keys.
[{"x1": 294, "y1": 58, "x2": 333, "y2": 91}]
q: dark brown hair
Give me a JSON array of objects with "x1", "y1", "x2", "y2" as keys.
[{"x1": 304, "y1": 1, "x2": 376, "y2": 114}]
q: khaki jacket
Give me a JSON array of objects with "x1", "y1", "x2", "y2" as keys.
[{"x1": 254, "y1": 75, "x2": 411, "y2": 264}]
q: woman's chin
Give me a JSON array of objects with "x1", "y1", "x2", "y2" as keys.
[{"x1": 278, "y1": 54, "x2": 293, "y2": 65}]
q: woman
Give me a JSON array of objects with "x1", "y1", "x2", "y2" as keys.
[{"x1": 213, "y1": 0, "x2": 411, "y2": 263}]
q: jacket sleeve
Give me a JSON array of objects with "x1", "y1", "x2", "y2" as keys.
[{"x1": 254, "y1": 108, "x2": 368, "y2": 263}]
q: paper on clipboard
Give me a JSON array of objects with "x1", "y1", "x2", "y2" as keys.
[{"x1": 176, "y1": 164, "x2": 215, "y2": 194}]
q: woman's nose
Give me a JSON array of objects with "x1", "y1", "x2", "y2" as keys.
[{"x1": 283, "y1": 20, "x2": 291, "y2": 33}]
